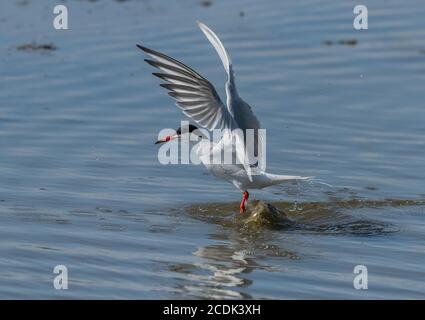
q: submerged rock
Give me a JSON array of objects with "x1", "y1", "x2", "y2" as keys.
[{"x1": 241, "y1": 201, "x2": 294, "y2": 229}]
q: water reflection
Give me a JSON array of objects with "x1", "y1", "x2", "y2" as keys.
[{"x1": 169, "y1": 235, "x2": 299, "y2": 299}]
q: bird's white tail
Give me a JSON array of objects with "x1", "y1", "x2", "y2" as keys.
[{"x1": 264, "y1": 173, "x2": 313, "y2": 186}]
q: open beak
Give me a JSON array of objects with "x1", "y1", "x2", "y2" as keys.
[{"x1": 155, "y1": 135, "x2": 177, "y2": 145}]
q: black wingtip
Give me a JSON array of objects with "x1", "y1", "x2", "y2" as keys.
[
  {"x1": 137, "y1": 44, "x2": 155, "y2": 55},
  {"x1": 136, "y1": 44, "x2": 146, "y2": 51},
  {"x1": 168, "y1": 91, "x2": 178, "y2": 98},
  {"x1": 152, "y1": 72, "x2": 166, "y2": 80},
  {"x1": 159, "y1": 83, "x2": 172, "y2": 90},
  {"x1": 136, "y1": 44, "x2": 159, "y2": 56},
  {"x1": 144, "y1": 59, "x2": 157, "y2": 67}
]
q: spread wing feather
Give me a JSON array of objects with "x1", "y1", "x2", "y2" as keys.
[{"x1": 137, "y1": 44, "x2": 236, "y2": 131}]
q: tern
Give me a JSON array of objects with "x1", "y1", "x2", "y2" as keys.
[{"x1": 137, "y1": 21, "x2": 311, "y2": 213}]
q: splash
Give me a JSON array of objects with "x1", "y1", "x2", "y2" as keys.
[{"x1": 183, "y1": 197, "x2": 425, "y2": 235}]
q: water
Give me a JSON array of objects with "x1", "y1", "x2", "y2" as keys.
[{"x1": 0, "y1": 0, "x2": 424, "y2": 299}]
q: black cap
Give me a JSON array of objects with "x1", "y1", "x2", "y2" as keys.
[{"x1": 176, "y1": 124, "x2": 199, "y2": 135}]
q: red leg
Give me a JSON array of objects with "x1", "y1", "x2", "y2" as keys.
[{"x1": 239, "y1": 191, "x2": 249, "y2": 214}]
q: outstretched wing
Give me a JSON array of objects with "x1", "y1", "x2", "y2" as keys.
[
  {"x1": 197, "y1": 22, "x2": 265, "y2": 175},
  {"x1": 197, "y1": 21, "x2": 262, "y2": 132},
  {"x1": 137, "y1": 44, "x2": 236, "y2": 131}
]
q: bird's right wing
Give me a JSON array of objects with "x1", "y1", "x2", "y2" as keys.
[
  {"x1": 198, "y1": 22, "x2": 265, "y2": 177},
  {"x1": 137, "y1": 44, "x2": 236, "y2": 131},
  {"x1": 197, "y1": 21, "x2": 262, "y2": 130}
]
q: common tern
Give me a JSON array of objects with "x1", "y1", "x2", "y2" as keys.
[{"x1": 138, "y1": 21, "x2": 311, "y2": 213}]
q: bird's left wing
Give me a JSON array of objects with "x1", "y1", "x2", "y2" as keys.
[{"x1": 137, "y1": 44, "x2": 236, "y2": 131}]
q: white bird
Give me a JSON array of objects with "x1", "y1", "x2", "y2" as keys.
[{"x1": 137, "y1": 21, "x2": 311, "y2": 213}]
